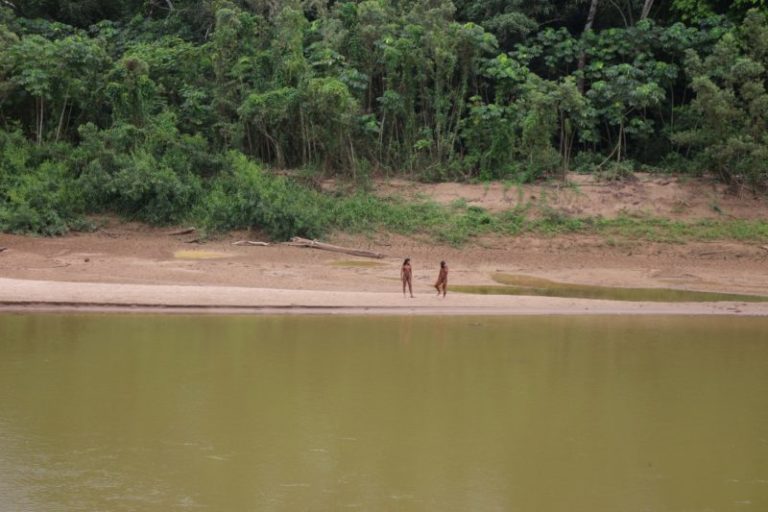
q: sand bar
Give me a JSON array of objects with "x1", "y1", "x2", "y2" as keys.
[{"x1": 1, "y1": 278, "x2": 766, "y2": 316}]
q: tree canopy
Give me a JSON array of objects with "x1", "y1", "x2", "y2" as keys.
[{"x1": 1, "y1": 0, "x2": 767, "y2": 235}]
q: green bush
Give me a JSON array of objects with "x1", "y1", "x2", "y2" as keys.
[
  {"x1": 0, "y1": 160, "x2": 83, "y2": 236},
  {"x1": 200, "y1": 152, "x2": 328, "y2": 239},
  {"x1": 74, "y1": 119, "x2": 210, "y2": 224},
  {"x1": 0, "y1": 131, "x2": 85, "y2": 235},
  {"x1": 673, "y1": 10, "x2": 768, "y2": 191},
  {"x1": 78, "y1": 161, "x2": 201, "y2": 226}
]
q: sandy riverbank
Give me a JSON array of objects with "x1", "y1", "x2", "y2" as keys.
[
  {"x1": 2, "y1": 212, "x2": 768, "y2": 315},
  {"x1": 0, "y1": 277, "x2": 766, "y2": 315}
]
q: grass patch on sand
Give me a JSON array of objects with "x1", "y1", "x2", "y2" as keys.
[
  {"x1": 596, "y1": 216, "x2": 768, "y2": 243},
  {"x1": 356, "y1": 199, "x2": 768, "y2": 246},
  {"x1": 173, "y1": 250, "x2": 232, "y2": 260}
]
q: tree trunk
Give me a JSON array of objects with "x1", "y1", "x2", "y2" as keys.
[
  {"x1": 36, "y1": 96, "x2": 44, "y2": 145},
  {"x1": 1, "y1": 1, "x2": 18, "y2": 13},
  {"x1": 577, "y1": 0, "x2": 600, "y2": 94},
  {"x1": 261, "y1": 129, "x2": 284, "y2": 168},
  {"x1": 244, "y1": 122, "x2": 254, "y2": 155},
  {"x1": 55, "y1": 97, "x2": 68, "y2": 142},
  {"x1": 617, "y1": 119, "x2": 624, "y2": 162},
  {"x1": 640, "y1": 0, "x2": 654, "y2": 20}
]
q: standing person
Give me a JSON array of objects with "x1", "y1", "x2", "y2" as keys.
[
  {"x1": 434, "y1": 260, "x2": 448, "y2": 297},
  {"x1": 401, "y1": 258, "x2": 414, "y2": 298}
]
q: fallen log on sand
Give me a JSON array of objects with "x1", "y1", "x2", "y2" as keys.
[
  {"x1": 282, "y1": 237, "x2": 385, "y2": 259},
  {"x1": 232, "y1": 241, "x2": 271, "y2": 247}
]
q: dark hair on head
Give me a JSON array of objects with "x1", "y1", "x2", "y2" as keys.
[
  {"x1": 440, "y1": 260, "x2": 446, "y2": 267},
  {"x1": 403, "y1": 258, "x2": 410, "y2": 265}
]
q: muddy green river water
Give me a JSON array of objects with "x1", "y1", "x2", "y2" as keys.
[{"x1": 1, "y1": 314, "x2": 767, "y2": 511}]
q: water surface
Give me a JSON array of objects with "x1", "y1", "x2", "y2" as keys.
[{"x1": 1, "y1": 314, "x2": 767, "y2": 511}]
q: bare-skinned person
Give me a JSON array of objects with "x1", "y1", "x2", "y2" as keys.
[
  {"x1": 434, "y1": 260, "x2": 448, "y2": 297},
  {"x1": 401, "y1": 258, "x2": 414, "y2": 298}
]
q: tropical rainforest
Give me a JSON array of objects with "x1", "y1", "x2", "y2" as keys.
[{"x1": 0, "y1": 0, "x2": 766, "y2": 238}]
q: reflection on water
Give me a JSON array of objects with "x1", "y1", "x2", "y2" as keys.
[{"x1": 0, "y1": 314, "x2": 767, "y2": 511}]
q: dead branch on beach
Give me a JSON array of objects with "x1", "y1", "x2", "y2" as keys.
[
  {"x1": 0, "y1": 247, "x2": 7, "y2": 253},
  {"x1": 232, "y1": 241, "x2": 271, "y2": 246},
  {"x1": 167, "y1": 227, "x2": 196, "y2": 236},
  {"x1": 97, "y1": 229, "x2": 119, "y2": 238},
  {"x1": 282, "y1": 237, "x2": 385, "y2": 259}
]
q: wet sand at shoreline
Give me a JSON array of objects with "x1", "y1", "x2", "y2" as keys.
[{"x1": 1, "y1": 277, "x2": 766, "y2": 316}]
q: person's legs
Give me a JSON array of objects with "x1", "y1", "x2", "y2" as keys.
[{"x1": 407, "y1": 279, "x2": 414, "y2": 297}]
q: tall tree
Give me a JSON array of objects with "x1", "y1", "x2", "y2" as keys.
[
  {"x1": 640, "y1": 0, "x2": 655, "y2": 20},
  {"x1": 577, "y1": 0, "x2": 600, "y2": 93}
]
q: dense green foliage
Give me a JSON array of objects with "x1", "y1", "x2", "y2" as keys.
[{"x1": 1, "y1": 0, "x2": 767, "y2": 237}]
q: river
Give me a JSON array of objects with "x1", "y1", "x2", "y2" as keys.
[{"x1": 1, "y1": 314, "x2": 766, "y2": 511}]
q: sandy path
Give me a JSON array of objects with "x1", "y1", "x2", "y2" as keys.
[{"x1": 1, "y1": 277, "x2": 766, "y2": 316}]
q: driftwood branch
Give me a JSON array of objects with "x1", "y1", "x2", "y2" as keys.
[
  {"x1": 0, "y1": 247, "x2": 7, "y2": 253},
  {"x1": 97, "y1": 229, "x2": 119, "y2": 238},
  {"x1": 282, "y1": 237, "x2": 385, "y2": 259},
  {"x1": 168, "y1": 227, "x2": 196, "y2": 236},
  {"x1": 232, "y1": 240, "x2": 271, "y2": 247}
]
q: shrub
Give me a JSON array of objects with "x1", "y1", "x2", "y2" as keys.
[
  {"x1": 74, "y1": 118, "x2": 211, "y2": 224},
  {"x1": 673, "y1": 11, "x2": 768, "y2": 191},
  {"x1": 0, "y1": 131, "x2": 85, "y2": 235},
  {"x1": 200, "y1": 152, "x2": 329, "y2": 239},
  {"x1": 0, "y1": 159, "x2": 83, "y2": 235},
  {"x1": 78, "y1": 149, "x2": 202, "y2": 225}
]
